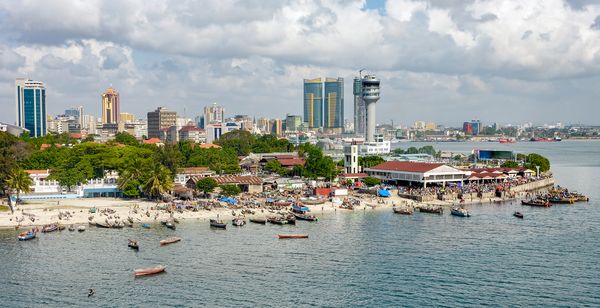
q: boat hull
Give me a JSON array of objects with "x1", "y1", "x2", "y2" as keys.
[
  {"x1": 134, "y1": 265, "x2": 166, "y2": 277},
  {"x1": 278, "y1": 234, "x2": 309, "y2": 239}
]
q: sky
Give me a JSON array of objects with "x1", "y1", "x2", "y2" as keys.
[{"x1": 2, "y1": 0, "x2": 600, "y2": 127}]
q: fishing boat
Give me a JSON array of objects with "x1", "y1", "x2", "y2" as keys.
[
  {"x1": 573, "y1": 194, "x2": 590, "y2": 202},
  {"x1": 95, "y1": 221, "x2": 111, "y2": 228},
  {"x1": 159, "y1": 237, "x2": 181, "y2": 246},
  {"x1": 68, "y1": 225, "x2": 75, "y2": 231},
  {"x1": 513, "y1": 212, "x2": 524, "y2": 219},
  {"x1": 338, "y1": 204, "x2": 354, "y2": 210},
  {"x1": 57, "y1": 224, "x2": 66, "y2": 231},
  {"x1": 521, "y1": 199, "x2": 551, "y2": 207},
  {"x1": 18, "y1": 229, "x2": 37, "y2": 241},
  {"x1": 41, "y1": 224, "x2": 58, "y2": 233},
  {"x1": 210, "y1": 219, "x2": 227, "y2": 229},
  {"x1": 142, "y1": 223, "x2": 151, "y2": 229},
  {"x1": 450, "y1": 207, "x2": 471, "y2": 217},
  {"x1": 292, "y1": 204, "x2": 310, "y2": 214},
  {"x1": 294, "y1": 214, "x2": 318, "y2": 221},
  {"x1": 285, "y1": 214, "x2": 296, "y2": 225},
  {"x1": 301, "y1": 199, "x2": 325, "y2": 205},
  {"x1": 267, "y1": 216, "x2": 288, "y2": 225},
  {"x1": 393, "y1": 207, "x2": 413, "y2": 215},
  {"x1": 77, "y1": 225, "x2": 86, "y2": 232},
  {"x1": 232, "y1": 217, "x2": 246, "y2": 226},
  {"x1": 249, "y1": 218, "x2": 267, "y2": 224},
  {"x1": 134, "y1": 265, "x2": 166, "y2": 277},
  {"x1": 128, "y1": 239, "x2": 139, "y2": 250},
  {"x1": 548, "y1": 197, "x2": 574, "y2": 204},
  {"x1": 165, "y1": 221, "x2": 176, "y2": 230},
  {"x1": 278, "y1": 234, "x2": 309, "y2": 239},
  {"x1": 418, "y1": 206, "x2": 443, "y2": 214}
]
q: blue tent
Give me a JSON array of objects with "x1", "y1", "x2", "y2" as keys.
[
  {"x1": 220, "y1": 197, "x2": 238, "y2": 204},
  {"x1": 378, "y1": 189, "x2": 391, "y2": 197}
]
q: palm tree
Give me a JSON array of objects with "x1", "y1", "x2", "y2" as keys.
[
  {"x1": 143, "y1": 165, "x2": 173, "y2": 200},
  {"x1": 5, "y1": 168, "x2": 33, "y2": 213}
]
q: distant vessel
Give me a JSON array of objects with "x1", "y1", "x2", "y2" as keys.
[
  {"x1": 450, "y1": 207, "x2": 471, "y2": 217},
  {"x1": 134, "y1": 265, "x2": 166, "y2": 277},
  {"x1": 499, "y1": 138, "x2": 516, "y2": 144}
]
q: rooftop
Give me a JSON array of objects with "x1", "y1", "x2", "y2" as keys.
[{"x1": 369, "y1": 161, "x2": 445, "y2": 173}]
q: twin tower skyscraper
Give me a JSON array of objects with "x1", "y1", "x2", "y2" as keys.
[{"x1": 303, "y1": 73, "x2": 380, "y2": 141}]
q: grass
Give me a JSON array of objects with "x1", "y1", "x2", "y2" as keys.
[{"x1": 0, "y1": 205, "x2": 9, "y2": 212}]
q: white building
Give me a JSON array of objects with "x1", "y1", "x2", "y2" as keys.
[
  {"x1": 344, "y1": 143, "x2": 359, "y2": 174},
  {"x1": 365, "y1": 161, "x2": 468, "y2": 187},
  {"x1": 358, "y1": 134, "x2": 391, "y2": 155}
]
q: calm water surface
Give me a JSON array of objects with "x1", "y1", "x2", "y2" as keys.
[{"x1": 1, "y1": 140, "x2": 599, "y2": 307}]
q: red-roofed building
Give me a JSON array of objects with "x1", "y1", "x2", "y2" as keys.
[
  {"x1": 40, "y1": 143, "x2": 63, "y2": 150},
  {"x1": 365, "y1": 161, "x2": 468, "y2": 187},
  {"x1": 278, "y1": 158, "x2": 305, "y2": 168},
  {"x1": 179, "y1": 125, "x2": 205, "y2": 143},
  {"x1": 175, "y1": 167, "x2": 215, "y2": 184},
  {"x1": 143, "y1": 138, "x2": 163, "y2": 146}
]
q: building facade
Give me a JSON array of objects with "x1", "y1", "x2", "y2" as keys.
[
  {"x1": 147, "y1": 107, "x2": 177, "y2": 139},
  {"x1": 204, "y1": 103, "x2": 225, "y2": 125},
  {"x1": 120, "y1": 112, "x2": 135, "y2": 123},
  {"x1": 101, "y1": 87, "x2": 120, "y2": 124},
  {"x1": 303, "y1": 78, "x2": 323, "y2": 128},
  {"x1": 15, "y1": 78, "x2": 47, "y2": 137},
  {"x1": 285, "y1": 115, "x2": 302, "y2": 132},
  {"x1": 324, "y1": 77, "x2": 344, "y2": 130},
  {"x1": 353, "y1": 77, "x2": 366, "y2": 136}
]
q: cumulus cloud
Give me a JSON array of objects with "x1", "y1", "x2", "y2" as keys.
[{"x1": 0, "y1": 0, "x2": 599, "y2": 125}]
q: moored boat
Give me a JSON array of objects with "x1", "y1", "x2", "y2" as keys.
[
  {"x1": 418, "y1": 206, "x2": 443, "y2": 214},
  {"x1": 294, "y1": 214, "x2": 318, "y2": 221},
  {"x1": 165, "y1": 221, "x2": 176, "y2": 230},
  {"x1": 292, "y1": 204, "x2": 310, "y2": 214},
  {"x1": 548, "y1": 197, "x2": 574, "y2": 204},
  {"x1": 210, "y1": 219, "x2": 227, "y2": 229},
  {"x1": 278, "y1": 234, "x2": 309, "y2": 239},
  {"x1": 232, "y1": 217, "x2": 246, "y2": 226},
  {"x1": 18, "y1": 229, "x2": 37, "y2": 241},
  {"x1": 95, "y1": 221, "x2": 111, "y2": 228},
  {"x1": 285, "y1": 214, "x2": 296, "y2": 225},
  {"x1": 77, "y1": 225, "x2": 86, "y2": 232},
  {"x1": 393, "y1": 207, "x2": 413, "y2": 215},
  {"x1": 68, "y1": 225, "x2": 75, "y2": 231},
  {"x1": 521, "y1": 199, "x2": 551, "y2": 207},
  {"x1": 267, "y1": 216, "x2": 288, "y2": 225},
  {"x1": 128, "y1": 239, "x2": 139, "y2": 250},
  {"x1": 159, "y1": 237, "x2": 181, "y2": 246},
  {"x1": 450, "y1": 207, "x2": 471, "y2": 217},
  {"x1": 513, "y1": 211, "x2": 524, "y2": 219},
  {"x1": 42, "y1": 224, "x2": 58, "y2": 233},
  {"x1": 249, "y1": 218, "x2": 267, "y2": 224},
  {"x1": 134, "y1": 265, "x2": 166, "y2": 277},
  {"x1": 142, "y1": 223, "x2": 151, "y2": 229}
]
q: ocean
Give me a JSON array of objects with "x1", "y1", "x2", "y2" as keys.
[{"x1": 1, "y1": 140, "x2": 599, "y2": 307}]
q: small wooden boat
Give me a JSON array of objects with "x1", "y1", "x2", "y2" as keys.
[
  {"x1": 278, "y1": 234, "x2": 309, "y2": 239},
  {"x1": 128, "y1": 239, "x2": 139, "y2": 250},
  {"x1": 42, "y1": 224, "x2": 58, "y2": 233},
  {"x1": 301, "y1": 199, "x2": 325, "y2": 205},
  {"x1": 95, "y1": 221, "x2": 111, "y2": 228},
  {"x1": 393, "y1": 207, "x2": 413, "y2": 215},
  {"x1": 292, "y1": 204, "x2": 310, "y2": 214},
  {"x1": 521, "y1": 199, "x2": 551, "y2": 207},
  {"x1": 513, "y1": 212, "x2": 524, "y2": 219},
  {"x1": 57, "y1": 224, "x2": 66, "y2": 231},
  {"x1": 450, "y1": 207, "x2": 470, "y2": 217},
  {"x1": 418, "y1": 206, "x2": 443, "y2": 214},
  {"x1": 18, "y1": 229, "x2": 37, "y2": 241},
  {"x1": 134, "y1": 265, "x2": 166, "y2": 277},
  {"x1": 159, "y1": 237, "x2": 181, "y2": 246},
  {"x1": 165, "y1": 221, "x2": 176, "y2": 230},
  {"x1": 548, "y1": 197, "x2": 574, "y2": 204},
  {"x1": 285, "y1": 214, "x2": 296, "y2": 225},
  {"x1": 77, "y1": 225, "x2": 86, "y2": 232},
  {"x1": 249, "y1": 218, "x2": 267, "y2": 224},
  {"x1": 232, "y1": 217, "x2": 246, "y2": 226},
  {"x1": 210, "y1": 219, "x2": 227, "y2": 229},
  {"x1": 294, "y1": 214, "x2": 318, "y2": 221},
  {"x1": 267, "y1": 217, "x2": 288, "y2": 225},
  {"x1": 68, "y1": 225, "x2": 75, "y2": 231}
]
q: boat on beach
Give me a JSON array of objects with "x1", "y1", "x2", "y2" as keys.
[
  {"x1": 77, "y1": 225, "x2": 86, "y2": 232},
  {"x1": 393, "y1": 207, "x2": 413, "y2": 215},
  {"x1": 165, "y1": 221, "x2": 176, "y2": 230},
  {"x1": 521, "y1": 199, "x2": 551, "y2": 207},
  {"x1": 278, "y1": 234, "x2": 309, "y2": 239},
  {"x1": 513, "y1": 212, "x2": 524, "y2": 219},
  {"x1": 68, "y1": 225, "x2": 75, "y2": 231},
  {"x1": 249, "y1": 218, "x2": 267, "y2": 224},
  {"x1": 134, "y1": 265, "x2": 166, "y2": 277},
  {"x1": 18, "y1": 229, "x2": 37, "y2": 241},
  {"x1": 142, "y1": 223, "x2": 151, "y2": 229},
  {"x1": 450, "y1": 207, "x2": 471, "y2": 217},
  {"x1": 267, "y1": 216, "x2": 288, "y2": 225},
  {"x1": 294, "y1": 214, "x2": 318, "y2": 221},
  {"x1": 159, "y1": 237, "x2": 181, "y2": 246},
  {"x1": 418, "y1": 206, "x2": 443, "y2": 214},
  {"x1": 128, "y1": 239, "x2": 139, "y2": 250},
  {"x1": 41, "y1": 224, "x2": 58, "y2": 233},
  {"x1": 292, "y1": 204, "x2": 310, "y2": 213},
  {"x1": 210, "y1": 219, "x2": 227, "y2": 229},
  {"x1": 232, "y1": 217, "x2": 246, "y2": 226}
]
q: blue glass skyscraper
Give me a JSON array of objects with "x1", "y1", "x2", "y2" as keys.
[
  {"x1": 303, "y1": 78, "x2": 323, "y2": 128},
  {"x1": 324, "y1": 77, "x2": 344, "y2": 129},
  {"x1": 15, "y1": 78, "x2": 47, "y2": 137}
]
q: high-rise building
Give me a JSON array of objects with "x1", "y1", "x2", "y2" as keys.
[
  {"x1": 257, "y1": 117, "x2": 271, "y2": 134},
  {"x1": 204, "y1": 103, "x2": 225, "y2": 125},
  {"x1": 324, "y1": 77, "x2": 344, "y2": 130},
  {"x1": 353, "y1": 77, "x2": 366, "y2": 137},
  {"x1": 359, "y1": 74, "x2": 380, "y2": 142},
  {"x1": 270, "y1": 119, "x2": 283, "y2": 137},
  {"x1": 15, "y1": 78, "x2": 47, "y2": 137},
  {"x1": 120, "y1": 112, "x2": 135, "y2": 123},
  {"x1": 65, "y1": 106, "x2": 83, "y2": 126},
  {"x1": 303, "y1": 78, "x2": 323, "y2": 128},
  {"x1": 101, "y1": 87, "x2": 120, "y2": 124},
  {"x1": 285, "y1": 114, "x2": 302, "y2": 132},
  {"x1": 147, "y1": 107, "x2": 176, "y2": 139}
]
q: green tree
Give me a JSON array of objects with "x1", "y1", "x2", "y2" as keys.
[
  {"x1": 524, "y1": 153, "x2": 550, "y2": 173},
  {"x1": 220, "y1": 184, "x2": 241, "y2": 196},
  {"x1": 264, "y1": 160, "x2": 284, "y2": 174},
  {"x1": 298, "y1": 143, "x2": 338, "y2": 179},
  {"x1": 358, "y1": 156, "x2": 385, "y2": 168},
  {"x1": 114, "y1": 132, "x2": 139, "y2": 146},
  {"x1": 195, "y1": 177, "x2": 218, "y2": 197},
  {"x1": 5, "y1": 168, "x2": 33, "y2": 213},
  {"x1": 155, "y1": 144, "x2": 182, "y2": 176},
  {"x1": 362, "y1": 176, "x2": 381, "y2": 187},
  {"x1": 418, "y1": 145, "x2": 437, "y2": 156},
  {"x1": 501, "y1": 160, "x2": 519, "y2": 168},
  {"x1": 143, "y1": 164, "x2": 173, "y2": 200}
]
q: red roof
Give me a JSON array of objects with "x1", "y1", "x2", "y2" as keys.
[
  {"x1": 40, "y1": 143, "x2": 62, "y2": 150},
  {"x1": 178, "y1": 167, "x2": 212, "y2": 174},
  {"x1": 339, "y1": 173, "x2": 368, "y2": 178},
  {"x1": 198, "y1": 143, "x2": 221, "y2": 149},
  {"x1": 211, "y1": 176, "x2": 263, "y2": 185},
  {"x1": 278, "y1": 158, "x2": 305, "y2": 167},
  {"x1": 179, "y1": 126, "x2": 203, "y2": 132},
  {"x1": 143, "y1": 138, "x2": 162, "y2": 144},
  {"x1": 25, "y1": 169, "x2": 49, "y2": 175},
  {"x1": 369, "y1": 161, "x2": 445, "y2": 173}
]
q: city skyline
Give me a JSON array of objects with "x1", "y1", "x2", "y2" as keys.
[{"x1": 2, "y1": 1, "x2": 600, "y2": 126}]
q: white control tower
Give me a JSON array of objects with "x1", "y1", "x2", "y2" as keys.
[{"x1": 361, "y1": 74, "x2": 380, "y2": 142}]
